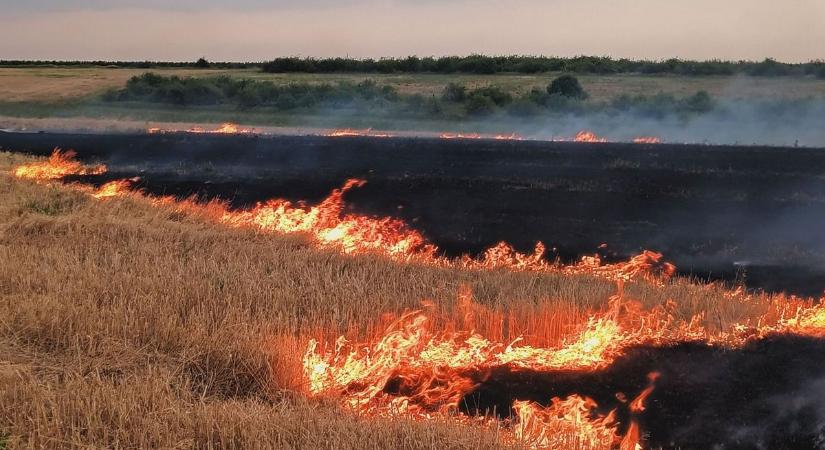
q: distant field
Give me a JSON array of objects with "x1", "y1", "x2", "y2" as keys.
[
  {"x1": 3, "y1": 66, "x2": 825, "y2": 139},
  {"x1": 4, "y1": 66, "x2": 825, "y2": 104}
]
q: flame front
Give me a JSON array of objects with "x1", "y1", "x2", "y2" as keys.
[
  {"x1": 632, "y1": 137, "x2": 661, "y2": 144},
  {"x1": 147, "y1": 123, "x2": 255, "y2": 134},
  {"x1": 13, "y1": 149, "x2": 106, "y2": 180},
  {"x1": 302, "y1": 283, "x2": 825, "y2": 449},
  {"x1": 327, "y1": 128, "x2": 395, "y2": 138},
  {"x1": 574, "y1": 131, "x2": 608, "y2": 143}
]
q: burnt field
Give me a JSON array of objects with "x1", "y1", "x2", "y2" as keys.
[{"x1": 3, "y1": 130, "x2": 825, "y2": 295}]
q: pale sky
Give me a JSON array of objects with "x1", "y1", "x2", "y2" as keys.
[{"x1": 2, "y1": 0, "x2": 824, "y2": 62}]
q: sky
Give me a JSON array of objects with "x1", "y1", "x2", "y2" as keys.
[{"x1": 2, "y1": 0, "x2": 824, "y2": 62}]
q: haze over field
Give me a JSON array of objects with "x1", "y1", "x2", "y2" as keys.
[{"x1": 2, "y1": 0, "x2": 824, "y2": 62}]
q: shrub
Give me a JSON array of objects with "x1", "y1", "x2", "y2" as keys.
[
  {"x1": 442, "y1": 83, "x2": 467, "y2": 102},
  {"x1": 683, "y1": 91, "x2": 714, "y2": 113},
  {"x1": 467, "y1": 86, "x2": 512, "y2": 106},
  {"x1": 465, "y1": 95, "x2": 497, "y2": 115},
  {"x1": 195, "y1": 57, "x2": 210, "y2": 68},
  {"x1": 109, "y1": 73, "x2": 403, "y2": 108},
  {"x1": 547, "y1": 75, "x2": 587, "y2": 99}
]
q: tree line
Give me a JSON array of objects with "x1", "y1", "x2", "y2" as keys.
[{"x1": 3, "y1": 56, "x2": 825, "y2": 77}]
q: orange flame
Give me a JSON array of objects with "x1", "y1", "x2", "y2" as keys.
[
  {"x1": 632, "y1": 137, "x2": 662, "y2": 144},
  {"x1": 327, "y1": 128, "x2": 395, "y2": 138},
  {"x1": 11, "y1": 150, "x2": 676, "y2": 285},
  {"x1": 439, "y1": 132, "x2": 524, "y2": 141},
  {"x1": 13, "y1": 149, "x2": 106, "y2": 180},
  {"x1": 303, "y1": 283, "x2": 825, "y2": 449},
  {"x1": 147, "y1": 123, "x2": 256, "y2": 135},
  {"x1": 574, "y1": 131, "x2": 608, "y2": 143},
  {"x1": 90, "y1": 178, "x2": 138, "y2": 199},
  {"x1": 440, "y1": 133, "x2": 482, "y2": 139}
]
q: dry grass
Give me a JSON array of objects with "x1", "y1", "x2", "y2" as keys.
[{"x1": 0, "y1": 152, "x2": 791, "y2": 448}]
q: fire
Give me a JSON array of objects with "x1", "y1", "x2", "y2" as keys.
[
  {"x1": 11, "y1": 150, "x2": 676, "y2": 285},
  {"x1": 439, "y1": 132, "x2": 524, "y2": 140},
  {"x1": 494, "y1": 133, "x2": 524, "y2": 140},
  {"x1": 12, "y1": 149, "x2": 825, "y2": 449},
  {"x1": 327, "y1": 128, "x2": 395, "y2": 138},
  {"x1": 302, "y1": 282, "x2": 825, "y2": 449},
  {"x1": 632, "y1": 137, "x2": 661, "y2": 144},
  {"x1": 219, "y1": 179, "x2": 435, "y2": 259},
  {"x1": 440, "y1": 133, "x2": 482, "y2": 139},
  {"x1": 13, "y1": 149, "x2": 106, "y2": 180},
  {"x1": 90, "y1": 179, "x2": 137, "y2": 199},
  {"x1": 574, "y1": 131, "x2": 608, "y2": 143},
  {"x1": 513, "y1": 396, "x2": 619, "y2": 448},
  {"x1": 147, "y1": 123, "x2": 256, "y2": 134}
]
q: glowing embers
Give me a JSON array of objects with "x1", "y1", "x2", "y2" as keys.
[{"x1": 13, "y1": 149, "x2": 106, "y2": 181}]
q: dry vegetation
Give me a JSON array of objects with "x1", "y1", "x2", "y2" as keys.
[{"x1": 0, "y1": 152, "x2": 791, "y2": 448}]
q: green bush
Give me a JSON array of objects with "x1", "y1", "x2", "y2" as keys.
[
  {"x1": 467, "y1": 86, "x2": 512, "y2": 106},
  {"x1": 547, "y1": 75, "x2": 587, "y2": 99},
  {"x1": 110, "y1": 73, "x2": 402, "y2": 109},
  {"x1": 683, "y1": 91, "x2": 714, "y2": 113},
  {"x1": 465, "y1": 95, "x2": 497, "y2": 115},
  {"x1": 442, "y1": 83, "x2": 467, "y2": 102}
]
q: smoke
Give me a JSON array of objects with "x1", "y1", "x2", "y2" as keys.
[{"x1": 467, "y1": 98, "x2": 825, "y2": 148}]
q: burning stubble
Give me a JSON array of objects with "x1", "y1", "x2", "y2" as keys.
[{"x1": 7, "y1": 149, "x2": 825, "y2": 448}]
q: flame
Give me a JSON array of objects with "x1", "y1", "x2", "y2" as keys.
[
  {"x1": 494, "y1": 133, "x2": 524, "y2": 140},
  {"x1": 440, "y1": 133, "x2": 482, "y2": 140},
  {"x1": 90, "y1": 178, "x2": 138, "y2": 199},
  {"x1": 13, "y1": 149, "x2": 106, "y2": 180},
  {"x1": 574, "y1": 131, "x2": 608, "y2": 143},
  {"x1": 439, "y1": 132, "x2": 524, "y2": 141},
  {"x1": 632, "y1": 137, "x2": 662, "y2": 144},
  {"x1": 303, "y1": 283, "x2": 825, "y2": 449},
  {"x1": 327, "y1": 128, "x2": 395, "y2": 138},
  {"x1": 147, "y1": 123, "x2": 256, "y2": 135},
  {"x1": 11, "y1": 150, "x2": 677, "y2": 285},
  {"x1": 513, "y1": 396, "x2": 619, "y2": 448}
]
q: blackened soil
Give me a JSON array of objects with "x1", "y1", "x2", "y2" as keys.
[
  {"x1": 4, "y1": 131, "x2": 825, "y2": 295},
  {"x1": 394, "y1": 335, "x2": 825, "y2": 449}
]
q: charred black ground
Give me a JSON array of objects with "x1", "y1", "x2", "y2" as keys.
[
  {"x1": 383, "y1": 335, "x2": 825, "y2": 449},
  {"x1": 3, "y1": 131, "x2": 825, "y2": 295}
]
